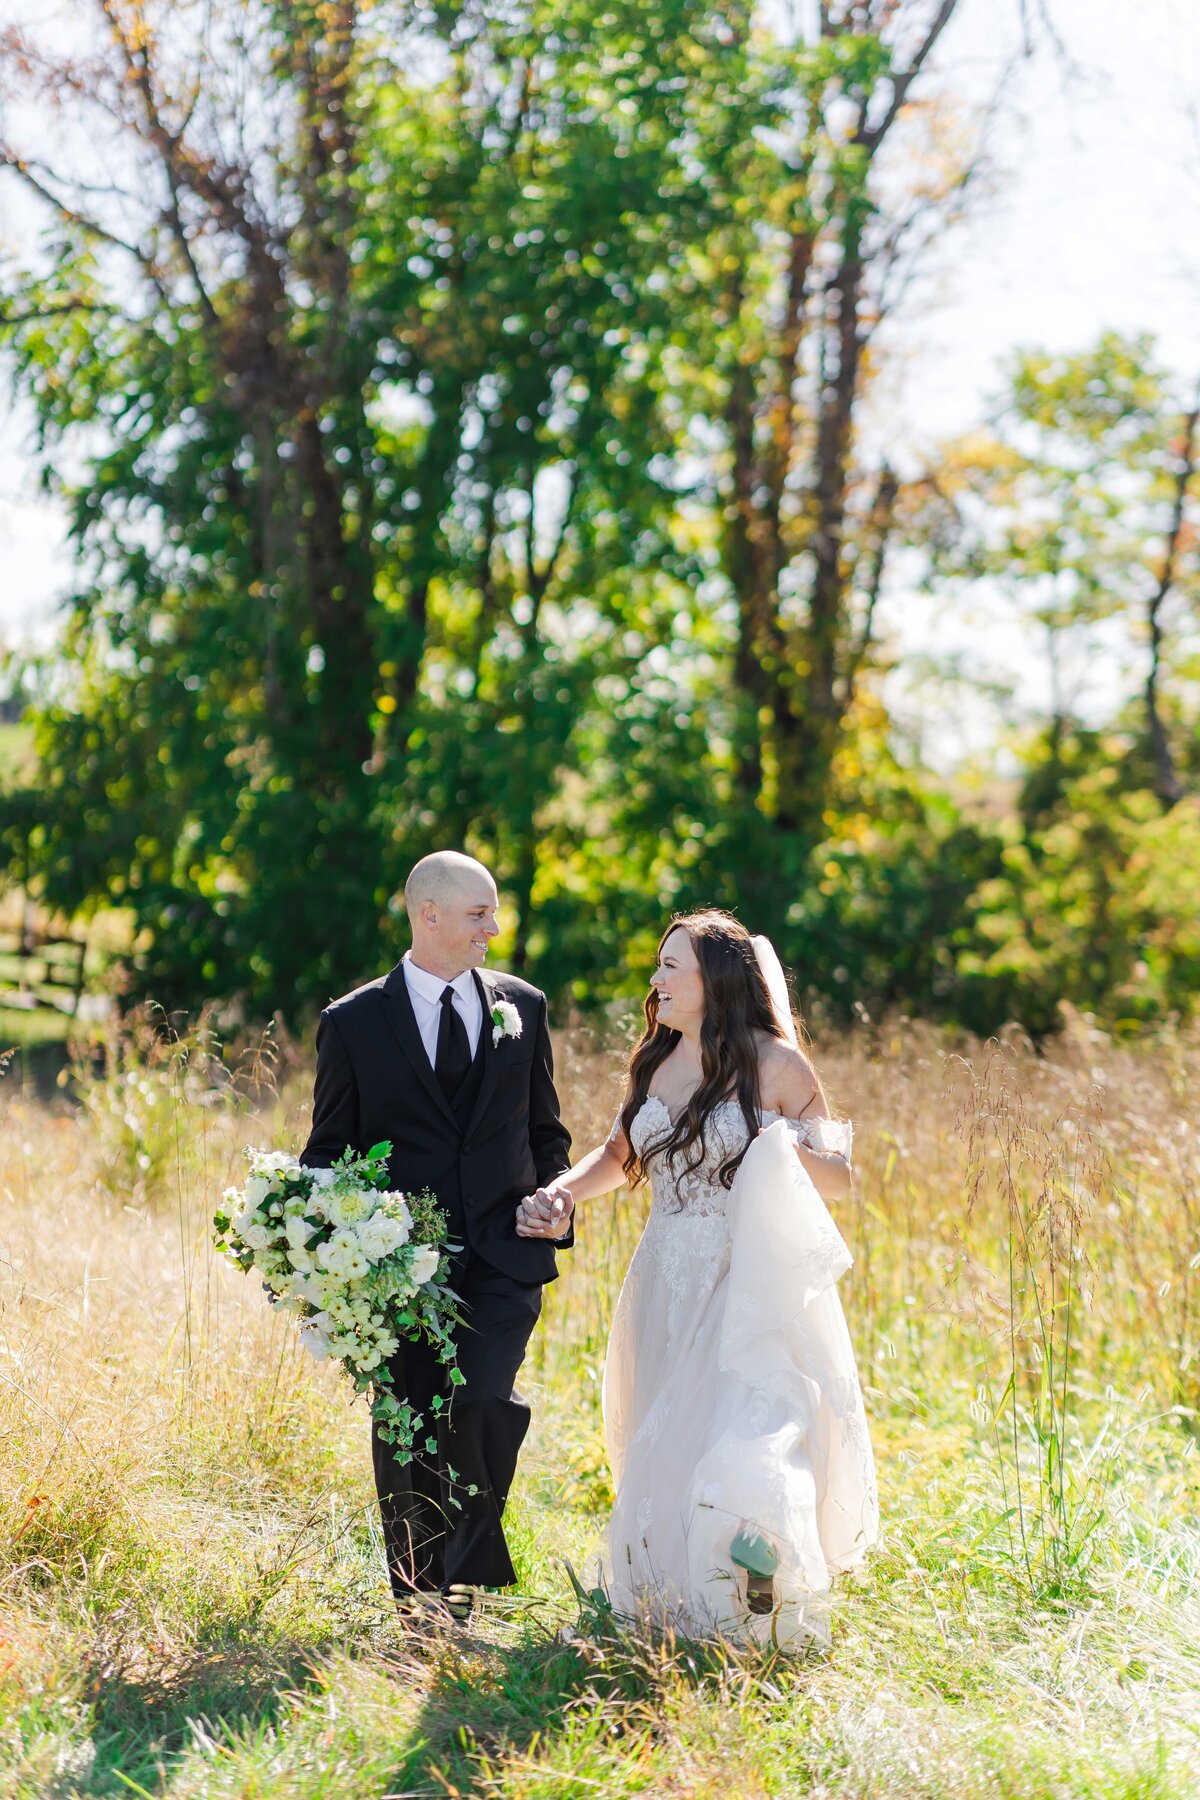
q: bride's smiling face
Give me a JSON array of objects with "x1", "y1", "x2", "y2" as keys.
[{"x1": 651, "y1": 928, "x2": 705, "y2": 1032}]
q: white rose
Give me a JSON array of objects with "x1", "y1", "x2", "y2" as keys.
[
  {"x1": 356, "y1": 1214, "x2": 408, "y2": 1262},
  {"x1": 241, "y1": 1222, "x2": 273, "y2": 1252},
  {"x1": 244, "y1": 1175, "x2": 271, "y2": 1207},
  {"x1": 285, "y1": 1214, "x2": 316, "y2": 1250},
  {"x1": 308, "y1": 1167, "x2": 337, "y2": 1188},
  {"x1": 409, "y1": 1245, "x2": 440, "y2": 1286},
  {"x1": 287, "y1": 1247, "x2": 315, "y2": 1274}
]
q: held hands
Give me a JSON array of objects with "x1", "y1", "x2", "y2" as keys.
[{"x1": 515, "y1": 1180, "x2": 575, "y2": 1240}]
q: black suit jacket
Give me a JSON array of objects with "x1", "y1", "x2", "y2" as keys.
[{"x1": 299, "y1": 962, "x2": 573, "y2": 1284}]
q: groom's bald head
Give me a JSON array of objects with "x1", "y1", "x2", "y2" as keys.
[
  {"x1": 404, "y1": 850, "x2": 496, "y2": 916},
  {"x1": 404, "y1": 851, "x2": 500, "y2": 977}
]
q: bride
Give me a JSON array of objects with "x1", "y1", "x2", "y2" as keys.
[{"x1": 516, "y1": 909, "x2": 878, "y2": 1647}]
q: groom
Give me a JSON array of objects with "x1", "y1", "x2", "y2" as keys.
[{"x1": 300, "y1": 851, "x2": 574, "y2": 1610}]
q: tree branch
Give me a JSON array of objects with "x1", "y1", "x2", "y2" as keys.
[
  {"x1": 843, "y1": 463, "x2": 899, "y2": 701},
  {"x1": 0, "y1": 297, "x2": 117, "y2": 326},
  {"x1": 1145, "y1": 386, "x2": 1200, "y2": 806},
  {"x1": 0, "y1": 150, "x2": 148, "y2": 264},
  {"x1": 859, "y1": 0, "x2": 959, "y2": 158}
]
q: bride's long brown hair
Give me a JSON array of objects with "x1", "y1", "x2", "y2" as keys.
[{"x1": 620, "y1": 910, "x2": 801, "y2": 1191}]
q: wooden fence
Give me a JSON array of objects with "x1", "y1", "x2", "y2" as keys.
[{"x1": 0, "y1": 925, "x2": 88, "y2": 1018}]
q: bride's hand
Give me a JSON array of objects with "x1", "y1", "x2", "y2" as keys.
[{"x1": 515, "y1": 1182, "x2": 574, "y2": 1239}]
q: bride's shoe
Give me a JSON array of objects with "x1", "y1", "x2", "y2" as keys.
[{"x1": 730, "y1": 1528, "x2": 778, "y2": 1616}]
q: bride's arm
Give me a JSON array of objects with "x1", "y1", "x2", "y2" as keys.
[
  {"x1": 762, "y1": 1043, "x2": 853, "y2": 1199},
  {"x1": 515, "y1": 1093, "x2": 633, "y2": 1237},
  {"x1": 555, "y1": 1130, "x2": 630, "y2": 1203}
]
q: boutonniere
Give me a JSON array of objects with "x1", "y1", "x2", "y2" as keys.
[{"x1": 491, "y1": 999, "x2": 523, "y2": 1047}]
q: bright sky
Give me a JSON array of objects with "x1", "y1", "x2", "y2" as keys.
[{"x1": 1, "y1": 0, "x2": 1197, "y2": 760}]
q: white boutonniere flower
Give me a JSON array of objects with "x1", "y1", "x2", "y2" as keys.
[{"x1": 491, "y1": 999, "x2": 523, "y2": 1047}]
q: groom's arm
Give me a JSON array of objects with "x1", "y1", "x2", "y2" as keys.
[
  {"x1": 300, "y1": 1009, "x2": 359, "y2": 1168},
  {"x1": 528, "y1": 994, "x2": 572, "y2": 1220}
]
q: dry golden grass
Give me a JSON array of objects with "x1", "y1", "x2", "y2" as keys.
[{"x1": 1, "y1": 1011, "x2": 1199, "y2": 1797}]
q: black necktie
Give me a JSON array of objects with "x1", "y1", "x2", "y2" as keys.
[{"x1": 434, "y1": 984, "x2": 472, "y2": 1100}]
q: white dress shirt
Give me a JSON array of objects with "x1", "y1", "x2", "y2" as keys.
[{"x1": 402, "y1": 951, "x2": 484, "y2": 1068}]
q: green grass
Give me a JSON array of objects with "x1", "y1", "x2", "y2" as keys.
[{"x1": 2, "y1": 1021, "x2": 1199, "y2": 1797}]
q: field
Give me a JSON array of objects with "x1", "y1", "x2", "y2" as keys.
[{"x1": 2, "y1": 1014, "x2": 1199, "y2": 1798}]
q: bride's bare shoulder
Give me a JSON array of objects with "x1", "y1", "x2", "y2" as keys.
[{"x1": 758, "y1": 1038, "x2": 827, "y2": 1120}]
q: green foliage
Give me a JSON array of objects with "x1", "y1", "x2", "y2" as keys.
[
  {"x1": 0, "y1": 0, "x2": 988, "y2": 1022},
  {"x1": 2, "y1": 7, "x2": 1199, "y2": 1040},
  {"x1": 957, "y1": 755, "x2": 1200, "y2": 1032}
]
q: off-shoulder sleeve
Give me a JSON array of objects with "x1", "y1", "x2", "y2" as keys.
[{"x1": 792, "y1": 1115, "x2": 853, "y2": 1159}]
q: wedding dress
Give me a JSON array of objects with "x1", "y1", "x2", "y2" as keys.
[{"x1": 601, "y1": 1095, "x2": 878, "y2": 1648}]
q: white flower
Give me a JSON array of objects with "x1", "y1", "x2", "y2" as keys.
[
  {"x1": 298, "y1": 1319, "x2": 333, "y2": 1361},
  {"x1": 287, "y1": 1247, "x2": 316, "y2": 1273},
  {"x1": 316, "y1": 1228, "x2": 359, "y2": 1275},
  {"x1": 491, "y1": 999, "x2": 523, "y2": 1047},
  {"x1": 248, "y1": 1149, "x2": 301, "y2": 1180},
  {"x1": 308, "y1": 1167, "x2": 337, "y2": 1188},
  {"x1": 409, "y1": 1244, "x2": 440, "y2": 1286},
  {"x1": 342, "y1": 1247, "x2": 370, "y2": 1282},
  {"x1": 231, "y1": 1204, "x2": 257, "y2": 1238},
  {"x1": 244, "y1": 1174, "x2": 271, "y2": 1208},
  {"x1": 379, "y1": 1192, "x2": 412, "y2": 1227},
  {"x1": 285, "y1": 1214, "x2": 316, "y2": 1251},
  {"x1": 327, "y1": 1186, "x2": 372, "y2": 1228},
  {"x1": 356, "y1": 1211, "x2": 410, "y2": 1262},
  {"x1": 241, "y1": 1221, "x2": 274, "y2": 1252}
]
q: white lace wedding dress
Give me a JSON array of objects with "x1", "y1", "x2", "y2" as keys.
[{"x1": 601, "y1": 1096, "x2": 879, "y2": 1648}]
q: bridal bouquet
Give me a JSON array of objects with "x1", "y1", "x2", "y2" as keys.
[{"x1": 214, "y1": 1140, "x2": 464, "y2": 1460}]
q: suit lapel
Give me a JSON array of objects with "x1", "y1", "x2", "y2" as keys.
[
  {"x1": 379, "y1": 962, "x2": 459, "y2": 1131},
  {"x1": 464, "y1": 969, "x2": 502, "y2": 1139}
]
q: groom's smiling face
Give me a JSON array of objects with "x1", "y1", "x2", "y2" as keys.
[{"x1": 420, "y1": 872, "x2": 500, "y2": 976}]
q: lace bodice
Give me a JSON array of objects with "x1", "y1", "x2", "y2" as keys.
[{"x1": 630, "y1": 1096, "x2": 852, "y2": 1220}]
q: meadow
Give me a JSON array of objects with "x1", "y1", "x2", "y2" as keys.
[{"x1": 1, "y1": 1012, "x2": 1198, "y2": 1799}]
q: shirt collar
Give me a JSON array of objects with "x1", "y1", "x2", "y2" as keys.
[{"x1": 403, "y1": 951, "x2": 477, "y2": 1004}]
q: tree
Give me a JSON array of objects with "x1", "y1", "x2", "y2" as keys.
[
  {"x1": 0, "y1": 0, "x2": 730, "y2": 1006},
  {"x1": 649, "y1": 0, "x2": 988, "y2": 933},
  {"x1": 0, "y1": 0, "x2": 1044, "y2": 1017},
  {"x1": 925, "y1": 333, "x2": 1200, "y2": 811}
]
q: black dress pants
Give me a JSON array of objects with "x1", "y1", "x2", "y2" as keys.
[{"x1": 371, "y1": 1248, "x2": 542, "y2": 1597}]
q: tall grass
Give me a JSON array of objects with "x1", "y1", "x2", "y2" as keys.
[
  {"x1": 956, "y1": 1043, "x2": 1111, "y2": 1603},
  {"x1": 1, "y1": 1010, "x2": 1199, "y2": 1797}
]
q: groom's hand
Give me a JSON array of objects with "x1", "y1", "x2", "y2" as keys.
[{"x1": 515, "y1": 1181, "x2": 574, "y2": 1239}]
